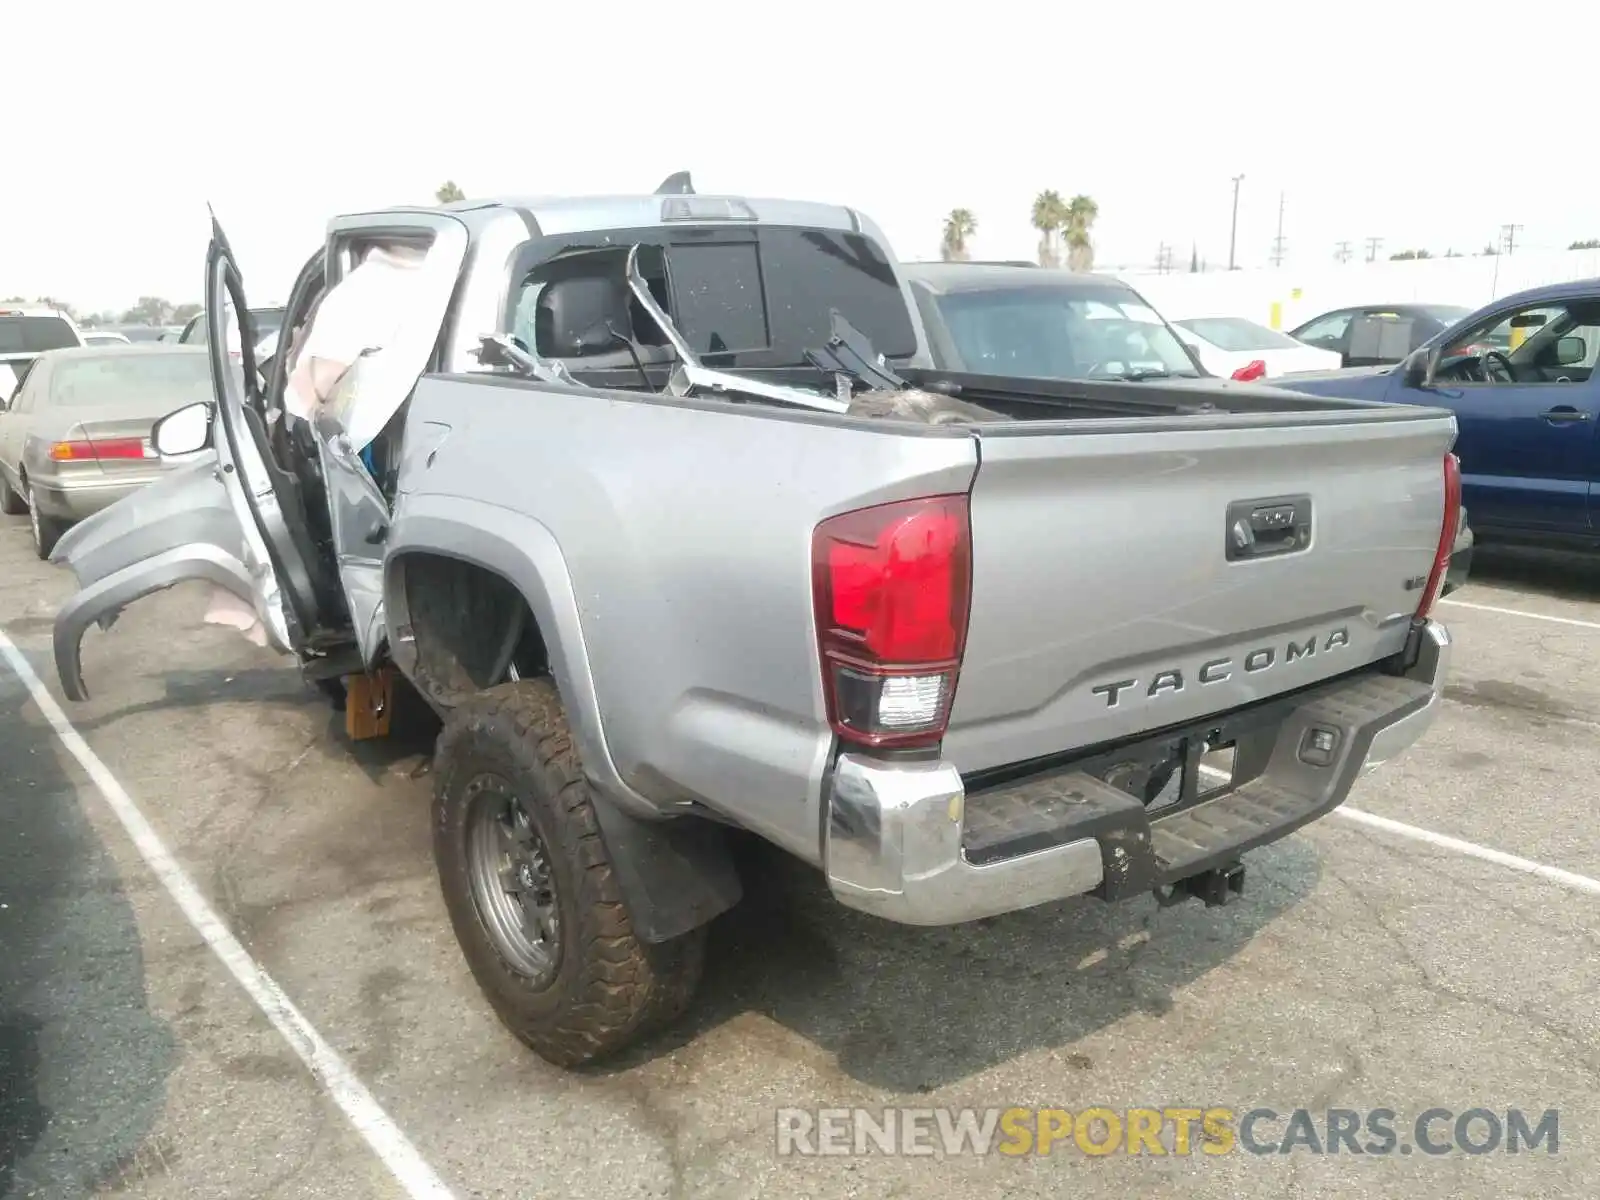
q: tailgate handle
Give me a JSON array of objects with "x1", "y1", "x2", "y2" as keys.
[{"x1": 1225, "y1": 494, "x2": 1312, "y2": 561}]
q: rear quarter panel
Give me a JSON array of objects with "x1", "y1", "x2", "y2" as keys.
[{"x1": 386, "y1": 376, "x2": 978, "y2": 862}]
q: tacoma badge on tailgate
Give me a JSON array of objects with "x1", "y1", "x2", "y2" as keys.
[{"x1": 1090, "y1": 626, "x2": 1351, "y2": 708}]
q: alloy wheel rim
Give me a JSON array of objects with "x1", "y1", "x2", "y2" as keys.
[{"x1": 463, "y1": 774, "x2": 562, "y2": 985}]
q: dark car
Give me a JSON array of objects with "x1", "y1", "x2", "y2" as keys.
[
  {"x1": 1288, "y1": 303, "x2": 1475, "y2": 367},
  {"x1": 1274, "y1": 277, "x2": 1600, "y2": 552},
  {"x1": 901, "y1": 262, "x2": 1206, "y2": 383}
]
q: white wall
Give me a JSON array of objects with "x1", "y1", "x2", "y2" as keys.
[{"x1": 1112, "y1": 247, "x2": 1600, "y2": 331}]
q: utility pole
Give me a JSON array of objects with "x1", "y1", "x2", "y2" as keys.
[
  {"x1": 1156, "y1": 242, "x2": 1173, "y2": 274},
  {"x1": 1364, "y1": 236, "x2": 1384, "y2": 263},
  {"x1": 1269, "y1": 191, "x2": 1287, "y2": 267},
  {"x1": 1500, "y1": 223, "x2": 1523, "y2": 255},
  {"x1": 1334, "y1": 240, "x2": 1352, "y2": 264},
  {"x1": 1228, "y1": 174, "x2": 1245, "y2": 270}
]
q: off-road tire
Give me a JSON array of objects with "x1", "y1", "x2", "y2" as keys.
[
  {"x1": 432, "y1": 678, "x2": 706, "y2": 1067},
  {"x1": 0, "y1": 472, "x2": 25, "y2": 516}
]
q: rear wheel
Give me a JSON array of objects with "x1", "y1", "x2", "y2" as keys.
[
  {"x1": 26, "y1": 485, "x2": 64, "y2": 559},
  {"x1": 0, "y1": 471, "x2": 24, "y2": 516},
  {"x1": 432, "y1": 679, "x2": 705, "y2": 1067}
]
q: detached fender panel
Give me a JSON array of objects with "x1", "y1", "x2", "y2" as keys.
[
  {"x1": 55, "y1": 543, "x2": 257, "y2": 701},
  {"x1": 47, "y1": 457, "x2": 270, "y2": 702},
  {"x1": 50, "y1": 456, "x2": 239, "y2": 585}
]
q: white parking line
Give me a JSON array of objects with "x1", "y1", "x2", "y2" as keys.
[
  {"x1": 1333, "y1": 806, "x2": 1600, "y2": 897},
  {"x1": 1440, "y1": 597, "x2": 1600, "y2": 631},
  {"x1": 1196, "y1": 765, "x2": 1600, "y2": 898},
  {"x1": 0, "y1": 629, "x2": 457, "y2": 1200}
]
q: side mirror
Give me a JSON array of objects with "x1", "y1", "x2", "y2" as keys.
[
  {"x1": 1555, "y1": 336, "x2": 1587, "y2": 367},
  {"x1": 152, "y1": 401, "x2": 214, "y2": 457},
  {"x1": 1400, "y1": 346, "x2": 1436, "y2": 389}
]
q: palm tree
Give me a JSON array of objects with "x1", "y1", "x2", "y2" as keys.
[
  {"x1": 1032, "y1": 190, "x2": 1065, "y2": 267},
  {"x1": 941, "y1": 209, "x2": 978, "y2": 261},
  {"x1": 1063, "y1": 194, "x2": 1100, "y2": 272}
]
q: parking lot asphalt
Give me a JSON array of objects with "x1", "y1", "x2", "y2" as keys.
[{"x1": 2, "y1": 518, "x2": 1598, "y2": 1199}]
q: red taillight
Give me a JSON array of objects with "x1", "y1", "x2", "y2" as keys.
[
  {"x1": 49, "y1": 437, "x2": 150, "y2": 462},
  {"x1": 1416, "y1": 452, "x2": 1462, "y2": 620},
  {"x1": 812, "y1": 494, "x2": 973, "y2": 749},
  {"x1": 1230, "y1": 359, "x2": 1268, "y2": 382}
]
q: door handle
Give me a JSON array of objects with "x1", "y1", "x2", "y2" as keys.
[{"x1": 1540, "y1": 406, "x2": 1591, "y2": 423}]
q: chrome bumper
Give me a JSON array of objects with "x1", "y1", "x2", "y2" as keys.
[{"x1": 825, "y1": 621, "x2": 1451, "y2": 926}]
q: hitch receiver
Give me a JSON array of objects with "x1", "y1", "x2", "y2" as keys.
[{"x1": 1158, "y1": 862, "x2": 1246, "y2": 908}]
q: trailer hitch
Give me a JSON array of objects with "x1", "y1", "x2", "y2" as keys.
[{"x1": 1154, "y1": 861, "x2": 1245, "y2": 909}]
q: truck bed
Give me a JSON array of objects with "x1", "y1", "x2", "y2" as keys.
[{"x1": 392, "y1": 369, "x2": 1456, "y2": 862}]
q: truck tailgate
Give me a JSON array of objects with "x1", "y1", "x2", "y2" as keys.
[{"x1": 943, "y1": 410, "x2": 1457, "y2": 774}]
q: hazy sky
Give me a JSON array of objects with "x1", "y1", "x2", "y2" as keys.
[{"x1": 8, "y1": 0, "x2": 1596, "y2": 314}]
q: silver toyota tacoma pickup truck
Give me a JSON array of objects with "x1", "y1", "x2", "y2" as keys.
[{"x1": 46, "y1": 177, "x2": 1459, "y2": 1068}]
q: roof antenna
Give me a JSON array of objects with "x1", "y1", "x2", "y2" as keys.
[{"x1": 654, "y1": 171, "x2": 694, "y2": 195}]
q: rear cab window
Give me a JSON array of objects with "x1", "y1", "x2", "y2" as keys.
[{"x1": 509, "y1": 226, "x2": 918, "y2": 371}]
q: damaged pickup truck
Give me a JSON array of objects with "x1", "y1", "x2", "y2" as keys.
[{"x1": 48, "y1": 178, "x2": 1459, "y2": 1067}]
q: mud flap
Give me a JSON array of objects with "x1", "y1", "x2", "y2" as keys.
[{"x1": 585, "y1": 792, "x2": 743, "y2": 944}]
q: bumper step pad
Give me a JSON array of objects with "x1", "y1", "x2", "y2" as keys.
[{"x1": 960, "y1": 671, "x2": 1434, "y2": 899}]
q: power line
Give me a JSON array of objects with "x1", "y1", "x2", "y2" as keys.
[
  {"x1": 1500, "y1": 223, "x2": 1524, "y2": 255},
  {"x1": 1269, "y1": 192, "x2": 1287, "y2": 267},
  {"x1": 1364, "y1": 237, "x2": 1384, "y2": 263},
  {"x1": 1155, "y1": 242, "x2": 1174, "y2": 274}
]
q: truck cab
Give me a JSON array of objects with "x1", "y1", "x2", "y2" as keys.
[{"x1": 49, "y1": 189, "x2": 930, "y2": 699}]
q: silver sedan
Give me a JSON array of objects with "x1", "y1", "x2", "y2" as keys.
[{"x1": 0, "y1": 345, "x2": 214, "y2": 557}]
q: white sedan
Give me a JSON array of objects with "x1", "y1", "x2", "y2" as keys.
[{"x1": 1172, "y1": 316, "x2": 1343, "y2": 380}]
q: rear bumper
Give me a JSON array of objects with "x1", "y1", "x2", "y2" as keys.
[
  {"x1": 32, "y1": 474, "x2": 161, "y2": 522},
  {"x1": 824, "y1": 620, "x2": 1451, "y2": 925}
]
